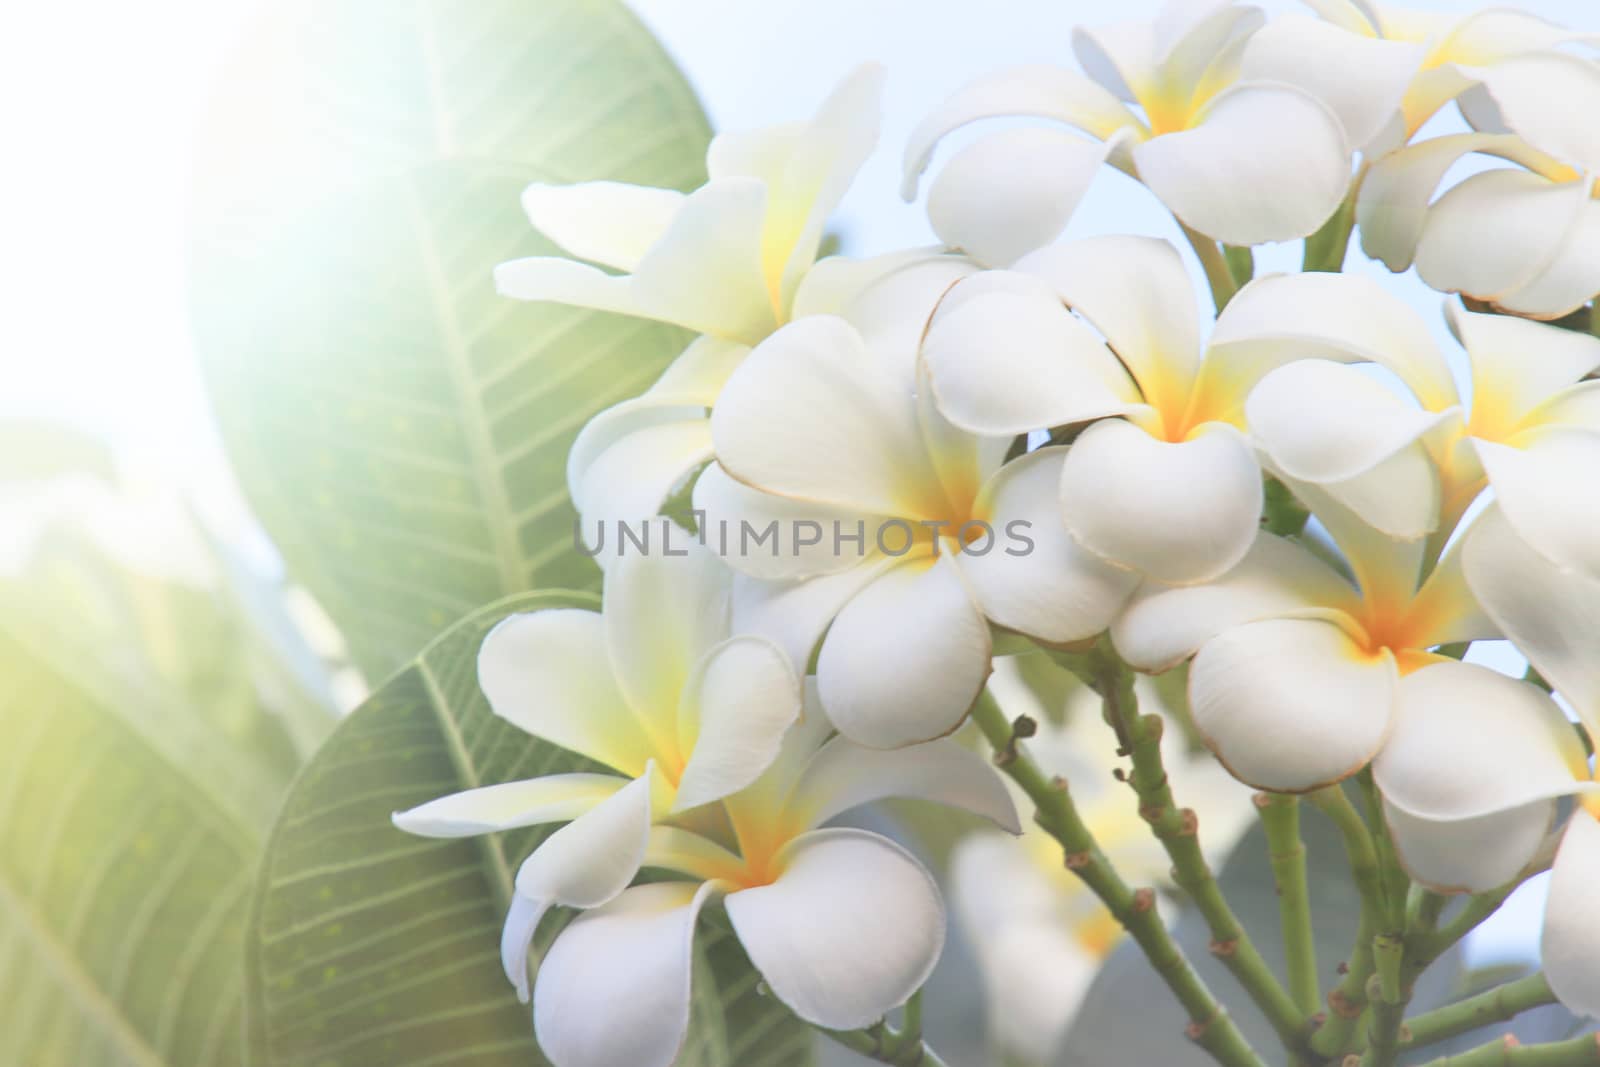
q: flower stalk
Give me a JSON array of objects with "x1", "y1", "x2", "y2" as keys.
[
  {"x1": 969, "y1": 688, "x2": 1269, "y2": 1067},
  {"x1": 1399, "y1": 974, "x2": 1558, "y2": 1052},
  {"x1": 1258, "y1": 793, "x2": 1321, "y2": 1018},
  {"x1": 1411, "y1": 1033, "x2": 1600, "y2": 1067}
]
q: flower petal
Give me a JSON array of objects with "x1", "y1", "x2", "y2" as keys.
[
  {"x1": 1414, "y1": 169, "x2": 1589, "y2": 306},
  {"x1": 392, "y1": 774, "x2": 628, "y2": 837},
  {"x1": 572, "y1": 418, "x2": 712, "y2": 541},
  {"x1": 818, "y1": 556, "x2": 991, "y2": 748},
  {"x1": 1474, "y1": 432, "x2": 1600, "y2": 578},
  {"x1": 520, "y1": 181, "x2": 684, "y2": 272},
  {"x1": 1374, "y1": 661, "x2": 1591, "y2": 823},
  {"x1": 1382, "y1": 800, "x2": 1555, "y2": 894},
  {"x1": 959, "y1": 446, "x2": 1139, "y2": 642},
  {"x1": 787, "y1": 736, "x2": 1021, "y2": 833},
  {"x1": 1071, "y1": 19, "x2": 1157, "y2": 104},
  {"x1": 692, "y1": 462, "x2": 880, "y2": 582},
  {"x1": 726, "y1": 828, "x2": 944, "y2": 1029},
  {"x1": 534, "y1": 881, "x2": 715, "y2": 1067},
  {"x1": 712, "y1": 316, "x2": 941, "y2": 517},
  {"x1": 1132, "y1": 82, "x2": 1349, "y2": 245},
  {"x1": 1495, "y1": 200, "x2": 1600, "y2": 319},
  {"x1": 603, "y1": 543, "x2": 731, "y2": 744},
  {"x1": 1470, "y1": 52, "x2": 1600, "y2": 173},
  {"x1": 1544, "y1": 810, "x2": 1600, "y2": 1018},
  {"x1": 1190, "y1": 618, "x2": 1397, "y2": 791},
  {"x1": 1059, "y1": 419, "x2": 1263, "y2": 585},
  {"x1": 1014, "y1": 236, "x2": 1202, "y2": 410},
  {"x1": 1463, "y1": 505, "x2": 1600, "y2": 735},
  {"x1": 1207, "y1": 263, "x2": 1459, "y2": 415},
  {"x1": 1113, "y1": 531, "x2": 1359, "y2": 672},
  {"x1": 478, "y1": 610, "x2": 653, "y2": 776},
  {"x1": 1239, "y1": 14, "x2": 1422, "y2": 150},
  {"x1": 628, "y1": 178, "x2": 777, "y2": 344},
  {"x1": 927, "y1": 127, "x2": 1112, "y2": 268},
  {"x1": 1450, "y1": 304, "x2": 1600, "y2": 434},
  {"x1": 901, "y1": 65, "x2": 1138, "y2": 199},
  {"x1": 921, "y1": 277, "x2": 1139, "y2": 436},
  {"x1": 674, "y1": 636, "x2": 802, "y2": 812}
]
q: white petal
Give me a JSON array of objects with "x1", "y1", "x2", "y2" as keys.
[
  {"x1": 1209, "y1": 271, "x2": 1459, "y2": 412},
  {"x1": 1474, "y1": 432, "x2": 1600, "y2": 577},
  {"x1": 521, "y1": 181, "x2": 684, "y2": 272},
  {"x1": 1470, "y1": 52, "x2": 1600, "y2": 173},
  {"x1": 1190, "y1": 618, "x2": 1397, "y2": 791},
  {"x1": 1464, "y1": 505, "x2": 1600, "y2": 736},
  {"x1": 927, "y1": 127, "x2": 1111, "y2": 268},
  {"x1": 920, "y1": 280, "x2": 1138, "y2": 436},
  {"x1": 959, "y1": 447, "x2": 1139, "y2": 642},
  {"x1": 1239, "y1": 14, "x2": 1422, "y2": 150},
  {"x1": 1544, "y1": 811, "x2": 1600, "y2": 1018},
  {"x1": 901, "y1": 65, "x2": 1138, "y2": 199},
  {"x1": 1113, "y1": 531, "x2": 1359, "y2": 672},
  {"x1": 1072, "y1": 19, "x2": 1157, "y2": 103},
  {"x1": 817, "y1": 556, "x2": 991, "y2": 748},
  {"x1": 1450, "y1": 304, "x2": 1600, "y2": 432},
  {"x1": 493, "y1": 256, "x2": 648, "y2": 319},
  {"x1": 787, "y1": 736, "x2": 1021, "y2": 833},
  {"x1": 691, "y1": 462, "x2": 878, "y2": 582},
  {"x1": 674, "y1": 636, "x2": 802, "y2": 812},
  {"x1": 1245, "y1": 360, "x2": 1443, "y2": 537},
  {"x1": 1374, "y1": 661, "x2": 1591, "y2": 823},
  {"x1": 1415, "y1": 170, "x2": 1589, "y2": 306},
  {"x1": 534, "y1": 881, "x2": 715, "y2": 1067},
  {"x1": 1155, "y1": 0, "x2": 1264, "y2": 95},
  {"x1": 789, "y1": 248, "x2": 950, "y2": 321},
  {"x1": 1382, "y1": 800, "x2": 1555, "y2": 894},
  {"x1": 507, "y1": 771, "x2": 657, "y2": 1001},
  {"x1": 729, "y1": 559, "x2": 898, "y2": 675},
  {"x1": 842, "y1": 255, "x2": 981, "y2": 384},
  {"x1": 1356, "y1": 133, "x2": 1566, "y2": 273},
  {"x1": 478, "y1": 611, "x2": 653, "y2": 776},
  {"x1": 712, "y1": 316, "x2": 941, "y2": 517},
  {"x1": 629, "y1": 178, "x2": 777, "y2": 344},
  {"x1": 1132, "y1": 83, "x2": 1350, "y2": 245},
  {"x1": 392, "y1": 774, "x2": 628, "y2": 837},
  {"x1": 1015, "y1": 236, "x2": 1202, "y2": 409},
  {"x1": 1495, "y1": 200, "x2": 1600, "y2": 319},
  {"x1": 573, "y1": 418, "x2": 712, "y2": 538},
  {"x1": 1059, "y1": 419, "x2": 1262, "y2": 585},
  {"x1": 726, "y1": 829, "x2": 944, "y2": 1029},
  {"x1": 603, "y1": 543, "x2": 731, "y2": 740}
]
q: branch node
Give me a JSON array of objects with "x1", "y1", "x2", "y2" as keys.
[
  {"x1": 1209, "y1": 938, "x2": 1239, "y2": 959},
  {"x1": 1132, "y1": 888, "x2": 1157, "y2": 914},
  {"x1": 1064, "y1": 851, "x2": 1092, "y2": 870},
  {"x1": 1329, "y1": 989, "x2": 1364, "y2": 1020}
]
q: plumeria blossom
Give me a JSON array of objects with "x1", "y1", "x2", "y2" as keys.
[
  {"x1": 1357, "y1": 49, "x2": 1600, "y2": 318},
  {"x1": 1371, "y1": 507, "x2": 1600, "y2": 1017},
  {"x1": 899, "y1": 0, "x2": 1416, "y2": 256},
  {"x1": 697, "y1": 257, "x2": 1139, "y2": 749},
  {"x1": 470, "y1": 682, "x2": 1017, "y2": 1067},
  {"x1": 1248, "y1": 302, "x2": 1600, "y2": 575},
  {"x1": 952, "y1": 658, "x2": 1253, "y2": 1063},
  {"x1": 920, "y1": 234, "x2": 1456, "y2": 585},
  {"x1": 1112, "y1": 482, "x2": 1497, "y2": 792},
  {"x1": 496, "y1": 64, "x2": 884, "y2": 538},
  {"x1": 392, "y1": 541, "x2": 802, "y2": 999}
]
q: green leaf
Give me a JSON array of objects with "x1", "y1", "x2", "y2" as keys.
[
  {"x1": 190, "y1": 0, "x2": 714, "y2": 677},
  {"x1": 1058, "y1": 809, "x2": 1466, "y2": 1066},
  {"x1": 246, "y1": 590, "x2": 812, "y2": 1066}
]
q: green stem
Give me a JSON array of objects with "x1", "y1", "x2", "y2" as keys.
[
  {"x1": 969, "y1": 689, "x2": 1268, "y2": 1067},
  {"x1": 1302, "y1": 192, "x2": 1358, "y2": 272},
  {"x1": 1411, "y1": 1033, "x2": 1600, "y2": 1067},
  {"x1": 1401, "y1": 974, "x2": 1558, "y2": 1052},
  {"x1": 1309, "y1": 784, "x2": 1390, "y2": 1059},
  {"x1": 818, "y1": 1021, "x2": 949, "y2": 1067},
  {"x1": 1258, "y1": 794, "x2": 1321, "y2": 1017},
  {"x1": 1085, "y1": 651, "x2": 1310, "y2": 1059},
  {"x1": 1179, "y1": 221, "x2": 1241, "y2": 312},
  {"x1": 1411, "y1": 886, "x2": 1519, "y2": 977}
]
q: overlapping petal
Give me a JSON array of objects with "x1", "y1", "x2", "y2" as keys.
[
  {"x1": 786, "y1": 736, "x2": 1021, "y2": 833},
  {"x1": 673, "y1": 636, "x2": 802, "y2": 812},
  {"x1": 1544, "y1": 811, "x2": 1600, "y2": 1018},
  {"x1": 391, "y1": 773, "x2": 629, "y2": 837},
  {"x1": 520, "y1": 181, "x2": 684, "y2": 272}
]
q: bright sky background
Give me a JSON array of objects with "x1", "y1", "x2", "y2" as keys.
[{"x1": 3, "y1": 0, "x2": 1596, "y2": 964}]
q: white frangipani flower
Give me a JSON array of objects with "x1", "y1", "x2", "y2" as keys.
[
  {"x1": 392, "y1": 541, "x2": 802, "y2": 1000},
  {"x1": 700, "y1": 259, "x2": 1139, "y2": 749},
  {"x1": 900, "y1": 0, "x2": 1414, "y2": 256},
  {"x1": 1248, "y1": 303, "x2": 1600, "y2": 574},
  {"x1": 1372, "y1": 507, "x2": 1600, "y2": 1018},
  {"x1": 1113, "y1": 486, "x2": 1497, "y2": 793},
  {"x1": 921, "y1": 235, "x2": 1454, "y2": 585},
  {"x1": 525, "y1": 689, "x2": 1018, "y2": 1067},
  {"x1": 494, "y1": 64, "x2": 885, "y2": 539},
  {"x1": 1357, "y1": 51, "x2": 1600, "y2": 318}
]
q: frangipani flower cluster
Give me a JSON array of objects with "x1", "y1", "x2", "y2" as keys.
[{"x1": 395, "y1": 3, "x2": 1600, "y2": 1063}]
